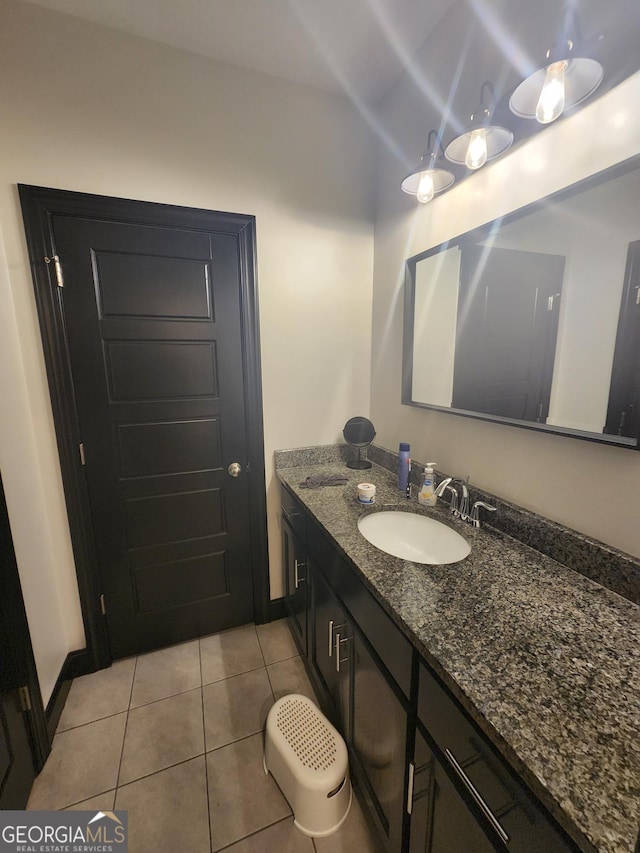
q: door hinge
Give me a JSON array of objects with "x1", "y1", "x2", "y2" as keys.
[
  {"x1": 100, "y1": 594, "x2": 106, "y2": 615},
  {"x1": 44, "y1": 254, "x2": 64, "y2": 288},
  {"x1": 18, "y1": 686, "x2": 32, "y2": 712},
  {"x1": 79, "y1": 443, "x2": 86, "y2": 466}
]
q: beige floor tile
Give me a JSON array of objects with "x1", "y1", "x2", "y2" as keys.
[
  {"x1": 203, "y1": 668, "x2": 273, "y2": 751},
  {"x1": 256, "y1": 619, "x2": 298, "y2": 664},
  {"x1": 57, "y1": 658, "x2": 136, "y2": 732},
  {"x1": 207, "y1": 732, "x2": 290, "y2": 850},
  {"x1": 27, "y1": 713, "x2": 127, "y2": 810},
  {"x1": 130, "y1": 640, "x2": 201, "y2": 708},
  {"x1": 63, "y1": 790, "x2": 116, "y2": 811},
  {"x1": 119, "y1": 688, "x2": 204, "y2": 785},
  {"x1": 115, "y1": 757, "x2": 209, "y2": 853},
  {"x1": 267, "y1": 655, "x2": 318, "y2": 703},
  {"x1": 200, "y1": 624, "x2": 264, "y2": 685},
  {"x1": 222, "y1": 817, "x2": 314, "y2": 852},
  {"x1": 314, "y1": 790, "x2": 385, "y2": 853}
]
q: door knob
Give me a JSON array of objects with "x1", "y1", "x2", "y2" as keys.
[{"x1": 227, "y1": 462, "x2": 242, "y2": 478}]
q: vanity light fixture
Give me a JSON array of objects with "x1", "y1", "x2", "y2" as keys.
[
  {"x1": 444, "y1": 82, "x2": 513, "y2": 171},
  {"x1": 509, "y1": 15, "x2": 603, "y2": 124},
  {"x1": 401, "y1": 130, "x2": 455, "y2": 204}
]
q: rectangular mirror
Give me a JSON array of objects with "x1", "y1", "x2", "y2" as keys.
[{"x1": 403, "y1": 155, "x2": 640, "y2": 449}]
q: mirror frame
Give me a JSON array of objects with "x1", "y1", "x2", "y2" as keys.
[{"x1": 402, "y1": 153, "x2": 640, "y2": 450}]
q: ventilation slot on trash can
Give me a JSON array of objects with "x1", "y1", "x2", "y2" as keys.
[{"x1": 264, "y1": 694, "x2": 351, "y2": 837}]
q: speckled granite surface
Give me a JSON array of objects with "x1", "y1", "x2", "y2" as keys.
[
  {"x1": 277, "y1": 459, "x2": 640, "y2": 853},
  {"x1": 364, "y1": 443, "x2": 640, "y2": 605}
]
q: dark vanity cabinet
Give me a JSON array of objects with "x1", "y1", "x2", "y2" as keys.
[
  {"x1": 408, "y1": 726, "x2": 497, "y2": 853},
  {"x1": 309, "y1": 559, "x2": 351, "y2": 738},
  {"x1": 280, "y1": 484, "x2": 580, "y2": 853},
  {"x1": 416, "y1": 664, "x2": 579, "y2": 853},
  {"x1": 308, "y1": 539, "x2": 410, "y2": 852},
  {"x1": 350, "y1": 626, "x2": 409, "y2": 853},
  {"x1": 281, "y1": 488, "x2": 308, "y2": 655}
]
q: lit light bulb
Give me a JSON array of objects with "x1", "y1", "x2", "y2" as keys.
[
  {"x1": 416, "y1": 170, "x2": 435, "y2": 204},
  {"x1": 465, "y1": 129, "x2": 488, "y2": 170},
  {"x1": 536, "y1": 61, "x2": 567, "y2": 124}
]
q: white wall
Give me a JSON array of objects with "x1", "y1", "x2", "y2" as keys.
[
  {"x1": 0, "y1": 0, "x2": 374, "y2": 701},
  {"x1": 372, "y1": 9, "x2": 640, "y2": 558}
]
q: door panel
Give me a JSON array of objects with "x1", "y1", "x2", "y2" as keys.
[
  {"x1": 605, "y1": 239, "x2": 640, "y2": 438},
  {"x1": 52, "y1": 215, "x2": 254, "y2": 657},
  {"x1": 0, "y1": 477, "x2": 46, "y2": 808},
  {"x1": 453, "y1": 245, "x2": 565, "y2": 422},
  {"x1": 410, "y1": 728, "x2": 497, "y2": 853},
  {"x1": 351, "y1": 630, "x2": 408, "y2": 852}
]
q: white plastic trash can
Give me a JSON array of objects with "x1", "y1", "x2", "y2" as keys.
[{"x1": 264, "y1": 694, "x2": 352, "y2": 837}]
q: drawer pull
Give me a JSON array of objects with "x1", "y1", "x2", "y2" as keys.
[
  {"x1": 445, "y1": 748, "x2": 510, "y2": 845},
  {"x1": 406, "y1": 761, "x2": 415, "y2": 815},
  {"x1": 294, "y1": 558, "x2": 306, "y2": 589},
  {"x1": 328, "y1": 620, "x2": 346, "y2": 657},
  {"x1": 334, "y1": 633, "x2": 350, "y2": 672},
  {"x1": 282, "y1": 507, "x2": 301, "y2": 526}
]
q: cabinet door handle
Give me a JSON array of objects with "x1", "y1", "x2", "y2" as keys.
[
  {"x1": 294, "y1": 558, "x2": 306, "y2": 589},
  {"x1": 406, "y1": 761, "x2": 415, "y2": 815},
  {"x1": 334, "y1": 633, "x2": 350, "y2": 672},
  {"x1": 444, "y1": 748, "x2": 510, "y2": 845},
  {"x1": 281, "y1": 507, "x2": 301, "y2": 526},
  {"x1": 328, "y1": 620, "x2": 346, "y2": 657}
]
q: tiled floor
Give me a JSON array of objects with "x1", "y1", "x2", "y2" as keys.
[{"x1": 27, "y1": 620, "x2": 383, "y2": 853}]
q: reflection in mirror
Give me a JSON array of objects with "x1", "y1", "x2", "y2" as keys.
[{"x1": 404, "y1": 156, "x2": 640, "y2": 448}]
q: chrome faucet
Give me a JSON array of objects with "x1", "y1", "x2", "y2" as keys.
[
  {"x1": 454, "y1": 477, "x2": 470, "y2": 521},
  {"x1": 470, "y1": 500, "x2": 497, "y2": 528},
  {"x1": 434, "y1": 477, "x2": 458, "y2": 514}
]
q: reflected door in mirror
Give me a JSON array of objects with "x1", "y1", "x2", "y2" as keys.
[
  {"x1": 452, "y1": 246, "x2": 564, "y2": 422},
  {"x1": 605, "y1": 240, "x2": 640, "y2": 438}
]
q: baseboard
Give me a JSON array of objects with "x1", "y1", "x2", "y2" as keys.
[
  {"x1": 266, "y1": 597, "x2": 287, "y2": 622},
  {"x1": 45, "y1": 649, "x2": 92, "y2": 740}
]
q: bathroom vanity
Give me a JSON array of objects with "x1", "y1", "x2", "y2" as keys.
[{"x1": 278, "y1": 453, "x2": 640, "y2": 853}]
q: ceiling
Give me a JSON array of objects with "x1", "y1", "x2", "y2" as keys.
[{"x1": 21, "y1": 0, "x2": 455, "y2": 104}]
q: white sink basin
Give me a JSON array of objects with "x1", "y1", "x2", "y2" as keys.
[{"x1": 357, "y1": 511, "x2": 470, "y2": 565}]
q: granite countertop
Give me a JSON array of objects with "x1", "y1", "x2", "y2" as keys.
[{"x1": 278, "y1": 461, "x2": 640, "y2": 853}]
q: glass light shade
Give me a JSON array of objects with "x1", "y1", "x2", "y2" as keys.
[
  {"x1": 509, "y1": 57, "x2": 603, "y2": 121},
  {"x1": 444, "y1": 125, "x2": 513, "y2": 167},
  {"x1": 401, "y1": 165, "x2": 455, "y2": 199}
]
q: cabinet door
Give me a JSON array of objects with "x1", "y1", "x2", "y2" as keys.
[
  {"x1": 282, "y1": 515, "x2": 307, "y2": 656},
  {"x1": 310, "y1": 560, "x2": 351, "y2": 736},
  {"x1": 409, "y1": 727, "x2": 498, "y2": 853},
  {"x1": 418, "y1": 664, "x2": 578, "y2": 852},
  {"x1": 351, "y1": 630, "x2": 408, "y2": 853}
]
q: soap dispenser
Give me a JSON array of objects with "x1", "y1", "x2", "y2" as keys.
[{"x1": 418, "y1": 463, "x2": 437, "y2": 506}]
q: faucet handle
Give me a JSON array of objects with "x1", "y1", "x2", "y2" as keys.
[
  {"x1": 470, "y1": 500, "x2": 497, "y2": 528},
  {"x1": 443, "y1": 484, "x2": 459, "y2": 515}
]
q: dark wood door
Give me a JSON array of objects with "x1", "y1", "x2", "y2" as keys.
[
  {"x1": 605, "y1": 240, "x2": 640, "y2": 439},
  {"x1": 0, "y1": 477, "x2": 48, "y2": 808},
  {"x1": 51, "y1": 215, "x2": 255, "y2": 657},
  {"x1": 452, "y1": 245, "x2": 565, "y2": 422}
]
